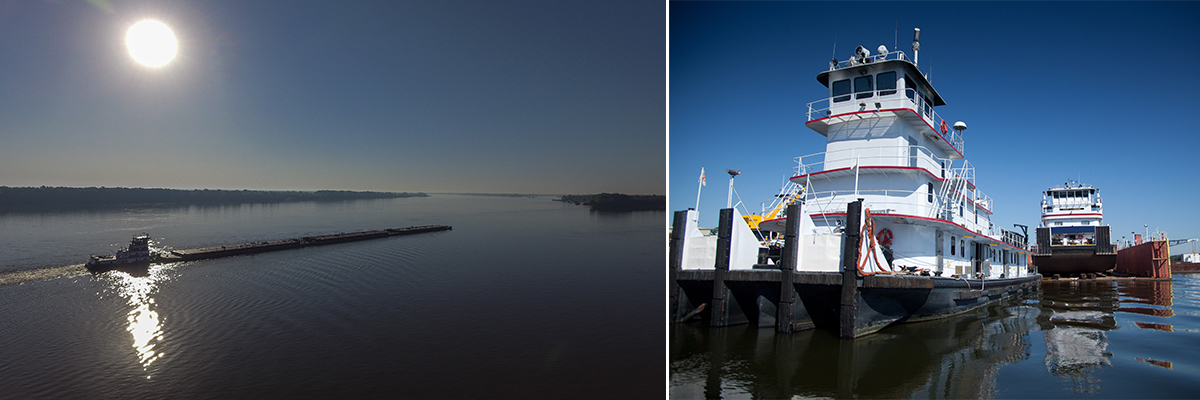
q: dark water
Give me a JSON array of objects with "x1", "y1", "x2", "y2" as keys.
[
  {"x1": 671, "y1": 276, "x2": 1200, "y2": 399},
  {"x1": 0, "y1": 195, "x2": 663, "y2": 398}
]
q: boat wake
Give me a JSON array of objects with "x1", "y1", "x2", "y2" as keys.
[{"x1": 0, "y1": 264, "x2": 88, "y2": 286}]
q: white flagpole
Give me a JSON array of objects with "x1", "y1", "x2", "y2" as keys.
[
  {"x1": 695, "y1": 168, "x2": 705, "y2": 210},
  {"x1": 853, "y1": 156, "x2": 860, "y2": 197}
]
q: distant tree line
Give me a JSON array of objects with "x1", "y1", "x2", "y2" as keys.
[
  {"x1": 0, "y1": 186, "x2": 427, "y2": 210},
  {"x1": 555, "y1": 193, "x2": 665, "y2": 212}
]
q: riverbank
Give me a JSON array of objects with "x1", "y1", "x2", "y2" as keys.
[
  {"x1": 556, "y1": 193, "x2": 664, "y2": 211},
  {"x1": 0, "y1": 187, "x2": 426, "y2": 212}
]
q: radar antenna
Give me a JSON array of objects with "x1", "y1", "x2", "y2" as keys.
[{"x1": 912, "y1": 27, "x2": 920, "y2": 65}]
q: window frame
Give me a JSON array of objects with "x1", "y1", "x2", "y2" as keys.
[
  {"x1": 832, "y1": 79, "x2": 851, "y2": 103},
  {"x1": 877, "y1": 71, "x2": 897, "y2": 96},
  {"x1": 854, "y1": 75, "x2": 874, "y2": 99}
]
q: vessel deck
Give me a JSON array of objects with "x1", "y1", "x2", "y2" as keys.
[{"x1": 159, "y1": 225, "x2": 452, "y2": 262}]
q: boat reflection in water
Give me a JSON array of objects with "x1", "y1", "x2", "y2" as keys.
[
  {"x1": 671, "y1": 295, "x2": 1038, "y2": 399},
  {"x1": 1037, "y1": 280, "x2": 1118, "y2": 394},
  {"x1": 1038, "y1": 279, "x2": 1175, "y2": 394},
  {"x1": 671, "y1": 278, "x2": 1180, "y2": 398}
]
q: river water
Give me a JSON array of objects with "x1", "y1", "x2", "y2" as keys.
[
  {"x1": 0, "y1": 195, "x2": 663, "y2": 398},
  {"x1": 671, "y1": 275, "x2": 1200, "y2": 399}
]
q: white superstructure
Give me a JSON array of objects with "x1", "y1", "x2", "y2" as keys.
[
  {"x1": 1039, "y1": 181, "x2": 1103, "y2": 245},
  {"x1": 770, "y1": 36, "x2": 1030, "y2": 278},
  {"x1": 680, "y1": 30, "x2": 1033, "y2": 280}
]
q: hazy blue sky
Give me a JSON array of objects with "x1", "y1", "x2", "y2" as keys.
[
  {"x1": 0, "y1": 0, "x2": 663, "y2": 194},
  {"x1": 670, "y1": 2, "x2": 1200, "y2": 253}
]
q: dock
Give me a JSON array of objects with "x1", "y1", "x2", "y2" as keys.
[
  {"x1": 671, "y1": 202, "x2": 1040, "y2": 338},
  {"x1": 157, "y1": 225, "x2": 452, "y2": 262}
]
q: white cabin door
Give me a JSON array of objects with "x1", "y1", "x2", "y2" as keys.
[{"x1": 907, "y1": 136, "x2": 918, "y2": 168}]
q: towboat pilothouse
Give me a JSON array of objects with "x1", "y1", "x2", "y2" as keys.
[{"x1": 671, "y1": 28, "x2": 1041, "y2": 338}]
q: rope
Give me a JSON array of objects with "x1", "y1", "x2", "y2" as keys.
[{"x1": 856, "y1": 209, "x2": 893, "y2": 276}]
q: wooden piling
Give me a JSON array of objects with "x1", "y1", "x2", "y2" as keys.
[
  {"x1": 710, "y1": 208, "x2": 733, "y2": 327},
  {"x1": 839, "y1": 200, "x2": 862, "y2": 338},
  {"x1": 777, "y1": 203, "x2": 801, "y2": 333},
  {"x1": 669, "y1": 211, "x2": 687, "y2": 322}
]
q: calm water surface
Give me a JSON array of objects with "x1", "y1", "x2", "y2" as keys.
[
  {"x1": 0, "y1": 195, "x2": 663, "y2": 398},
  {"x1": 671, "y1": 275, "x2": 1200, "y2": 399}
]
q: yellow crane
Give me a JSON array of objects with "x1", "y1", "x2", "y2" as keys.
[{"x1": 742, "y1": 181, "x2": 804, "y2": 242}]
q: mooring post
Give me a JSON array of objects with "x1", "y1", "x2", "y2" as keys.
[
  {"x1": 777, "y1": 203, "x2": 800, "y2": 333},
  {"x1": 839, "y1": 199, "x2": 863, "y2": 338},
  {"x1": 669, "y1": 210, "x2": 687, "y2": 323},
  {"x1": 710, "y1": 208, "x2": 733, "y2": 327}
]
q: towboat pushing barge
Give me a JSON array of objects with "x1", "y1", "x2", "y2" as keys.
[
  {"x1": 86, "y1": 225, "x2": 451, "y2": 270},
  {"x1": 671, "y1": 29, "x2": 1040, "y2": 338}
]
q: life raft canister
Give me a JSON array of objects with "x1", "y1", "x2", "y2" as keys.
[
  {"x1": 939, "y1": 119, "x2": 948, "y2": 135},
  {"x1": 877, "y1": 228, "x2": 894, "y2": 246}
]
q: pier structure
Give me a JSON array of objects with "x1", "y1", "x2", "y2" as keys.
[
  {"x1": 671, "y1": 201, "x2": 1038, "y2": 338},
  {"x1": 672, "y1": 204, "x2": 816, "y2": 333}
]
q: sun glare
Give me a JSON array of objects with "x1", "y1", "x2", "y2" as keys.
[{"x1": 126, "y1": 20, "x2": 177, "y2": 68}]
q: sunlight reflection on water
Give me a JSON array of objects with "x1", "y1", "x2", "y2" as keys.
[{"x1": 104, "y1": 264, "x2": 175, "y2": 372}]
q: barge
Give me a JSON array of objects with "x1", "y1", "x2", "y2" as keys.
[
  {"x1": 671, "y1": 29, "x2": 1039, "y2": 338},
  {"x1": 164, "y1": 225, "x2": 451, "y2": 261}
]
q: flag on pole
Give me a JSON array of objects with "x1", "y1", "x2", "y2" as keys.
[{"x1": 699, "y1": 168, "x2": 706, "y2": 186}]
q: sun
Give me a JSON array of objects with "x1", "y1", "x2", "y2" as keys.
[{"x1": 126, "y1": 20, "x2": 177, "y2": 67}]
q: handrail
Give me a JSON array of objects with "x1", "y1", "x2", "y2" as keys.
[
  {"x1": 805, "y1": 88, "x2": 964, "y2": 156},
  {"x1": 791, "y1": 145, "x2": 993, "y2": 213},
  {"x1": 793, "y1": 145, "x2": 948, "y2": 176},
  {"x1": 828, "y1": 49, "x2": 911, "y2": 71},
  {"x1": 803, "y1": 189, "x2": 997, "y2": 236}
]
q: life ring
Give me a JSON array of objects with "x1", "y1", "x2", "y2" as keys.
[
  {"x1": 877, "y1": 228, "x2": 894, "y2": 246},
  {"x1": 939, "y1": 119, "x2": 948, "y2": 135}
]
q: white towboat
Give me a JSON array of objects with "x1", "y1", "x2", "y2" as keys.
[
  {"x1": 1032, "y1": 181, "x2": 1117, "y2": 275},
  {"x1": 86, "y1": 234, "x2": 152, "y2": 271},
  {"x1": 672, "y1": 29, "x2": 1041, "y2": 338}
]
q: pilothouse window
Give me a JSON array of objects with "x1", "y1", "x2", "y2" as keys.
[
  {"x1": 854, "y1": 76, "x2": 873, "y2": 99},
  {"x1": 832, "y1": 79, "x2": 851, "y2": 102},
  {"x1": 877, "y1": 71, "x2": 896, "y2": 96},
  {"x1": 904, "y1": 75, "x2": 917, "y2": 101}
]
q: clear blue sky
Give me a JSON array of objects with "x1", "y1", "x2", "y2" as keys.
[
  {"x1": 0, "y1": 0, "x2": 664, "y2": 194},
  {"x1": 669, "y1": 2, "x2": 1200, "y2": 254}
]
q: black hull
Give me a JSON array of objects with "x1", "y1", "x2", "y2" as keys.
[
  {"x1": 675, "y1": 270, "x2": 1041, "y2": 338},
  {"x1": 1033, "y1": 246, "x2": 1117, "y2": 275},
  {"x1": 796, "y1": 273, "x2": 1042, "y2": 337},
  {"x1": 86, "y1": 260, "x2": 152, "y2": 276}
]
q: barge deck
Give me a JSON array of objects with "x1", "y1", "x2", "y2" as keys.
[{"x1": 157, "y1": 225, "x2": 452, "y2": 263}]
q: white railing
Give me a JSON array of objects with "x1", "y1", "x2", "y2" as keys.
[
  {"x1": 828, "y1": 49, "x2": 911, "y2": 71},
  {"x1": 976, "y1": 192, "x2": 993, "y2": 212},
  {"x1": 793, "y1": 145, "x2": 947, "y2": 176},
  {"x1": 805, "y1": 88, "x2": 964, "y2": 156},
  {"x1": 792, "y1": 144, "x2": 993, "y2": 212},
  {"x1": 756, "y1": 180, "x2": 802, "y2": 220},
  {"x1": 803, "y1": 189, "x2": 994, "y2": 235}
]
